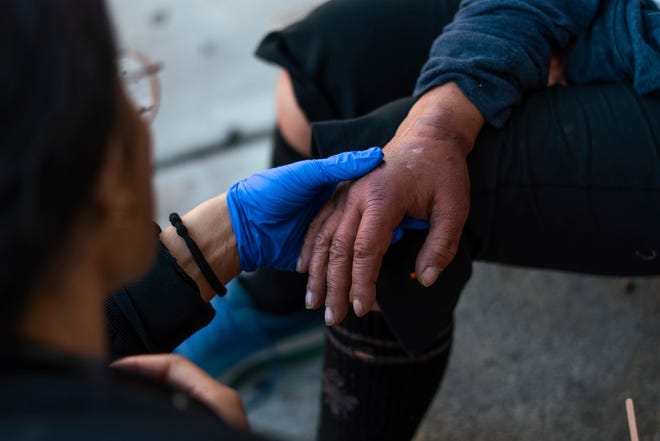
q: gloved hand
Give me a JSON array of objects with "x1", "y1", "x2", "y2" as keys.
[{"x1": 227, "y1": 147, "x2": 384, "y2": 272}]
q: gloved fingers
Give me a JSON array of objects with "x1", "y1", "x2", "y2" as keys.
[
  {"x1": 312, "y1": 147, "x2": 384, "y2": 185},
  {"x1": 226, "y1": 148, "x2": 382, "y2": 273},
  {"x1": 391, "y1": 226, "x2": 404, "y2": 244},
  {"x1": 391, "y1": 217, "x2": 430, "y2": 244},
  {"x1": 399, "y1": 217, "x2": 430, "y2": 230},
  {"x1": 250, "y1": 147, "x2": 382, "y2": 202}
]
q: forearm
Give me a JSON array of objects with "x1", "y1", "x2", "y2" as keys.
[
  {"x1": 106, "y1": 195, "x2": 240, "y2": 356},
  {"x1": 160, "y1": 193, "x2": 241, "y2": 303},
  {"x1": 395, "y1": 82, "x2": 485, "y2": 154}
]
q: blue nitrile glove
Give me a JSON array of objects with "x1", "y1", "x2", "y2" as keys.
[
  {"x1": 391, "y1": 217, "x2": 430, "y2": 244},
  {"x1": 226, "y1": 147, "x2": 384, "y2": 272}
]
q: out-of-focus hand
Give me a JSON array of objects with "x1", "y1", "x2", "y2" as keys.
[
  {"x1": 226, "y1": 147, "x2": 384, "y2": 272},
  {"x1": 112, "y1": 354, "x2": 249, "y2": 430},
  {"x1": 298, "y1": 83, "x2": 484, "y2": 325}
]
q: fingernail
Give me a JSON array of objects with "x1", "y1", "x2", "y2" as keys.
[
  {"x1": 420, "y1": 266, "x2": 441, "y2": 287},
  {"x1": 324, "y1": 306, "x2": 335, "y2": 326},
  {"x1": 296, "y1": 256, "x2": 303, "y2": 273},
  {"x1": 353, "y1": 298, "x2": 365, "y2": 317},
  {"x1": 305, "y1": 289, "x2": 314, "y2": 309}
]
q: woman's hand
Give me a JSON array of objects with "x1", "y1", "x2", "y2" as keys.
[
  {"x1": 112, "y1": 354, "x2": 249, "y2": 430},
  {"x1": 226, "y1": 147, "x2": 384, "y2": 272}
]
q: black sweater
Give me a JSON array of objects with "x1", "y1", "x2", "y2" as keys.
[{"x1": 106, "y1": 238, "x2": 216, "y2": 357}]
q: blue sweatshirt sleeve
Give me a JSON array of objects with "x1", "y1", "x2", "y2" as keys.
[{"x1": 414, "y1": 0, "x2": 600, "y2": 127}]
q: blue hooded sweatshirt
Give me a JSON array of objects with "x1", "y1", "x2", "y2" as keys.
[{"x1": 414, "y1": 0, "x2": 660, "y2": 127}]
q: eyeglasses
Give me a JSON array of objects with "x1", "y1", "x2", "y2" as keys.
[{"x1": 119, "y1": 49, "x2": 162, "y2": 124}]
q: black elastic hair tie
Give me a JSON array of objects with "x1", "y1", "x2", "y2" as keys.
[{"x1": 169, "y1": 213, "x2": 227, "y2": 296}]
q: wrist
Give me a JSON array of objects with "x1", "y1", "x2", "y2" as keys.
[
  {"x1": 400, "y1": 82, "x2": 485, "y2": 154},
  {"x1": 160, "y1": 194, "x2": 241, "y2": 302}
]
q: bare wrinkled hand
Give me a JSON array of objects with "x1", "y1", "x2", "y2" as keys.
[
  {"x1": 298, "y1": 122, "x2": 471, "y2": 325},
  {"x1": 297, "y1": 83, "x2": 483, "y2": 326},
  {"x1": 112, "y1": 354, "x2": 249, "y2": 430}
]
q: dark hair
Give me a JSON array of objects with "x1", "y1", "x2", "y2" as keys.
[{"x1": 0, "y1": 0, "x2": 118, "y2": 335}]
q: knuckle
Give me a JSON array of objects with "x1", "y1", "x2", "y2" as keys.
[
  {"x1": 168, "y1": 354, "x2": 187, "y2": 365},
  {"x1": 312, "y1": 237, "x2": 329, "y2": 252},
  {"x1": 166, "y1": 354, "x2": 189, "y2": 374},
  {"x1": 345, "y1": 187, "x2": 363, "y2": 205},
  {"x1": 365, "y1": 188, "x2": 390, "y2": 209},
  {"x1": 226, "y1": 388, "x2": 241, "y2": 404},
  {"x1": 439, "y1": 232, "x2": 460, "y2": 252},
  {"x1": 211, "y1": 387, "x2": 241, "y2": 407},
  {"x1": 434, "y1": 239, "x2": 459, "y2": 264},
  {"x1": 347, "y1": 179, "x2": 390, "y2": 210},
  {"x1": 436, "y1": 248, "x2": 457, "y2": 265},
  {"x1": 326, "y1": 255, "x2": 349, "y2": 276},
  {"x1": 353, "y1": 240, "x2": 375, "y2": 261},
  {"x1": 313, "y1": 228, "x2": 334, "y2": 249},
  {"x1": 329, "y1": 236, "x2": 353, "y2": 260}
]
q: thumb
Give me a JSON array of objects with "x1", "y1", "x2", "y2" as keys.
[
  {"x1": 415, "y1": 216, "x2": 464, "y2": 288},
  {"x1": 314, "y1": 147, "x2": 384, "y2": 184}
]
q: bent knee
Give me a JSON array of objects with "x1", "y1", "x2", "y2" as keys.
[{"x1": 275, "y1": 70, "x2": 312, "y2": 158}]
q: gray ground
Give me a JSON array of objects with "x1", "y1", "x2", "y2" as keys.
[{"x1": 110, "y1": 1, "x2": 659, "y2": 440}]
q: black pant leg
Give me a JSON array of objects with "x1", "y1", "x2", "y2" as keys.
[
  {"x1": 310, "y1": 83, "x2": 660, "y2": 352},
  {"x1": 467, "y1": 84, "x2": 660, "y2": 275},
  {"x1": 254, "y1": 3, "x2": 466, "y2": 440},
  {"x1": 250, "y1": 0, "x2": 463, "y2": 322}
]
